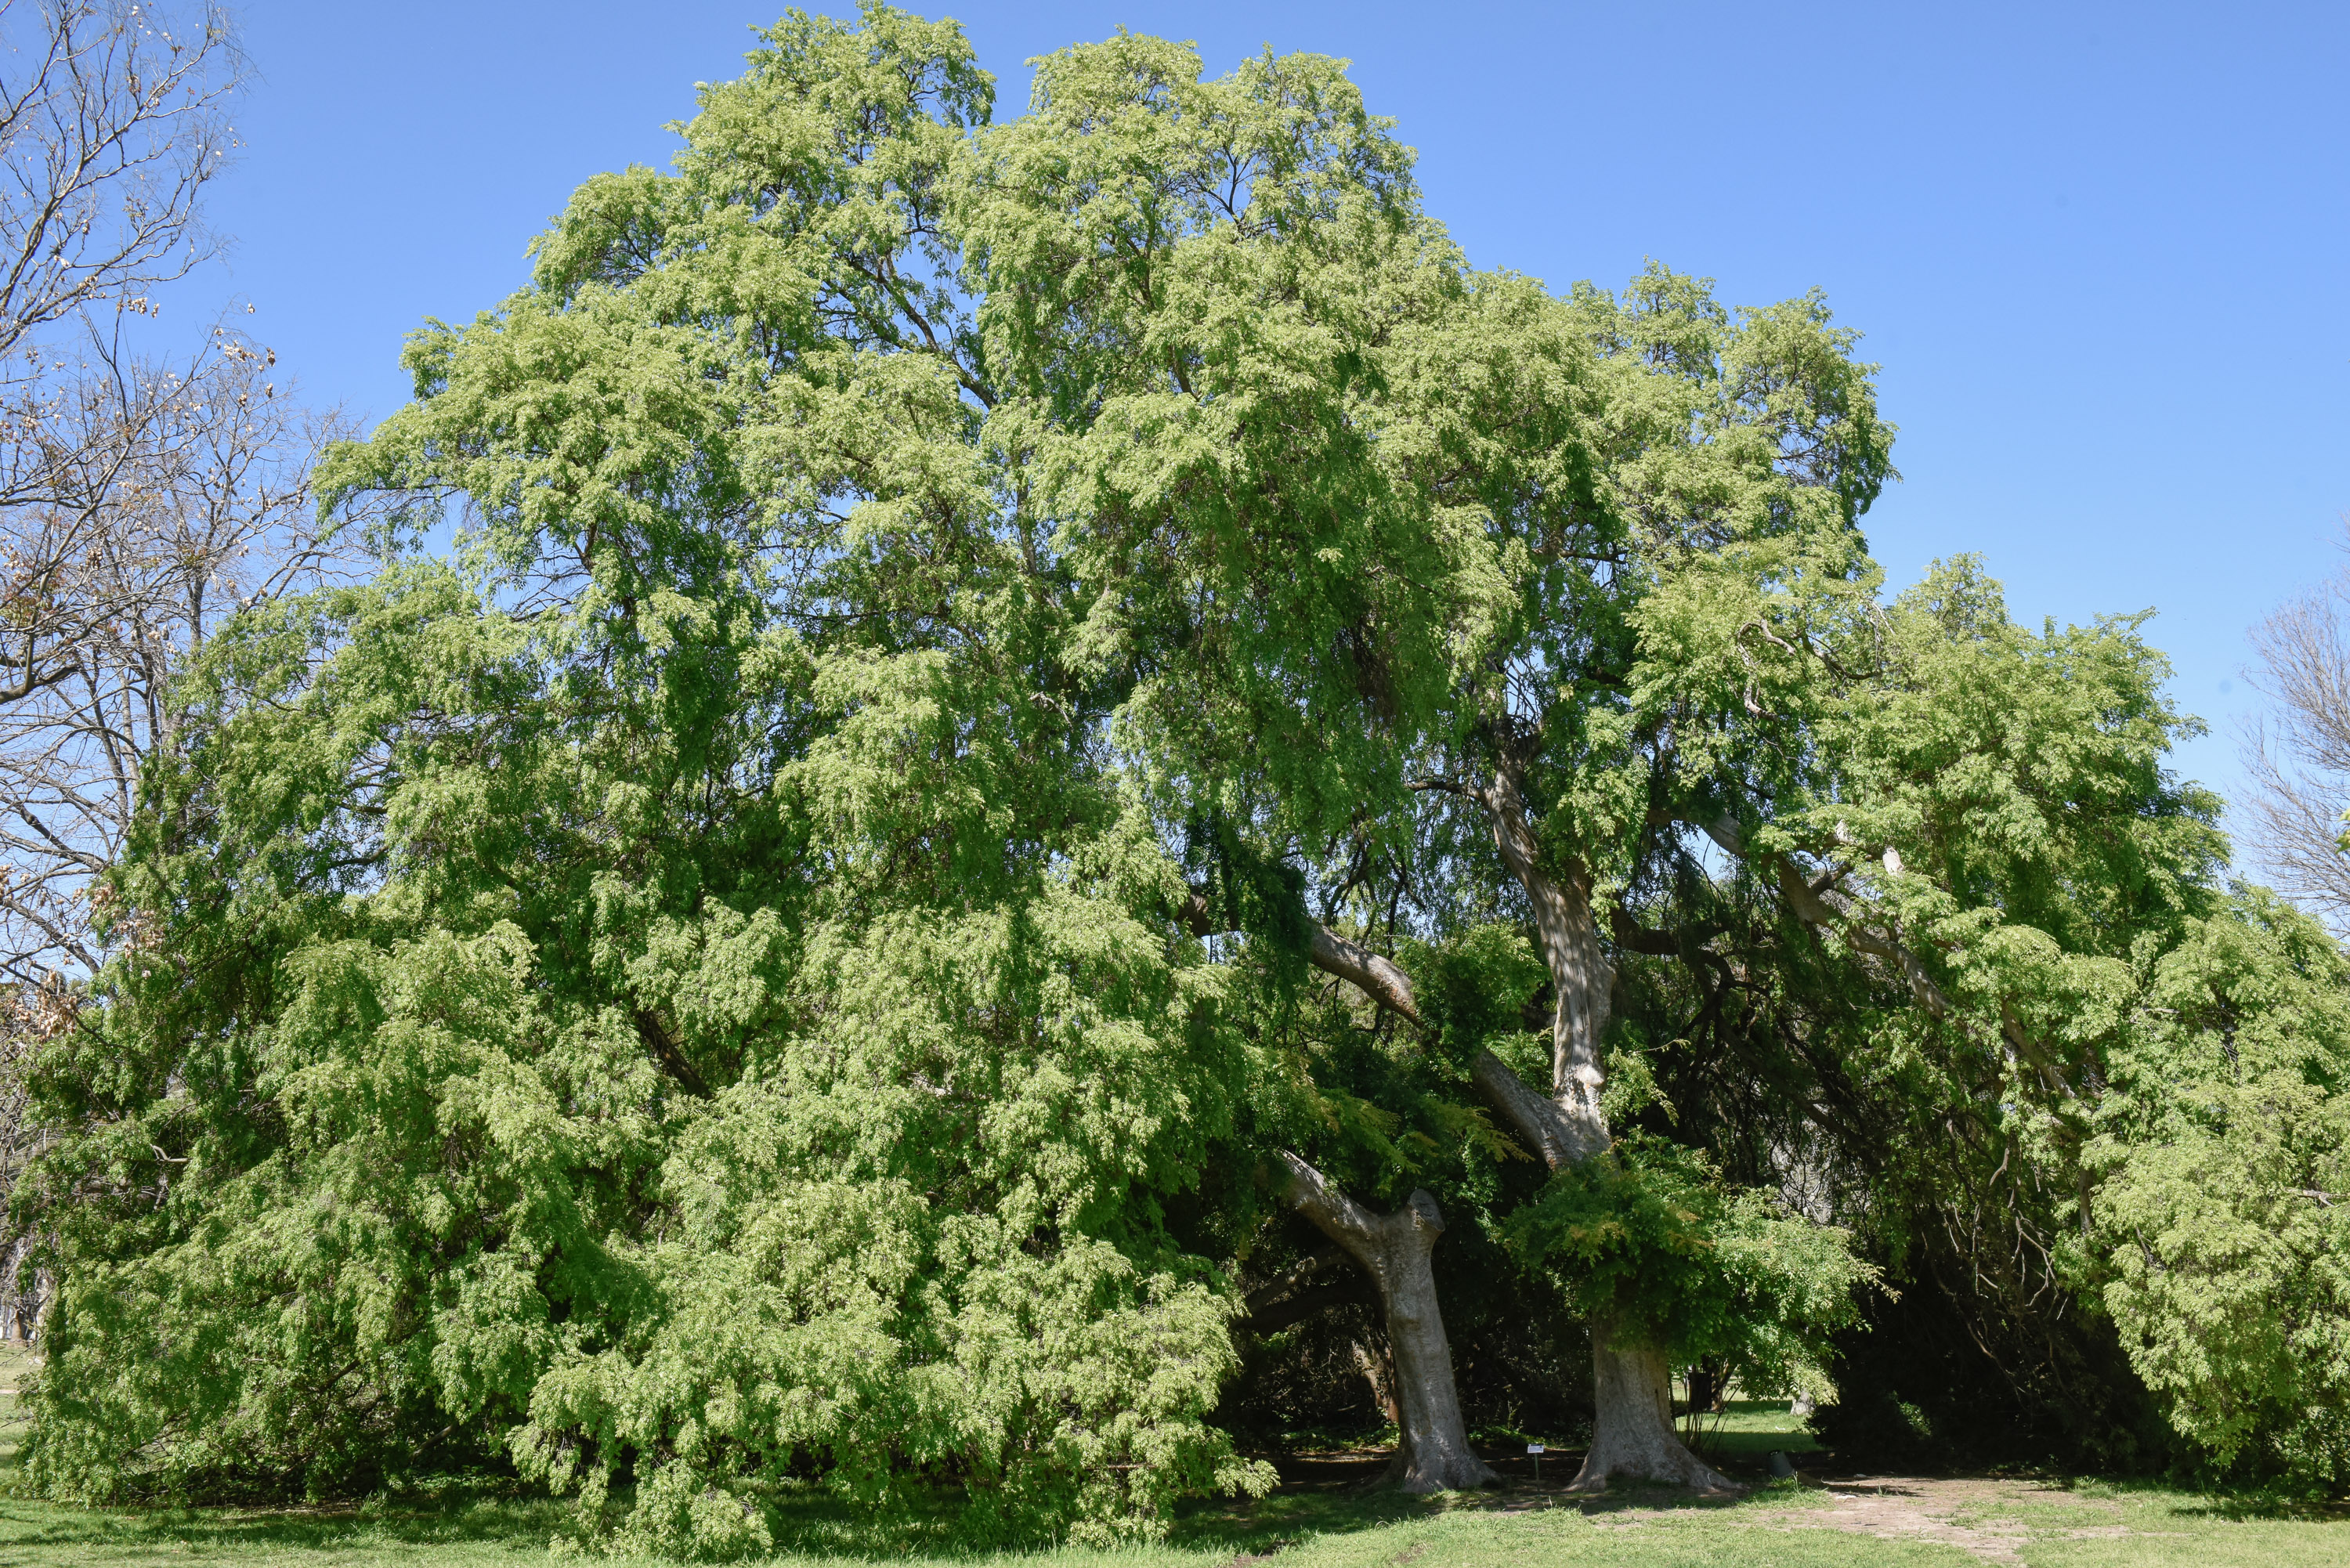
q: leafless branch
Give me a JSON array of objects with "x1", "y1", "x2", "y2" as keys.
[
  {"x1": 0, "y1": 2, "x2": 237, "y2": 367},
  {"x1": 0, "y1": 325, "x2": 360, "y2": 989},
  {"x1": 2241, "y1": 544, "x2": 2350, "y2": 927}
]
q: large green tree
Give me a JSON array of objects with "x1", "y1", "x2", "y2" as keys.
[{"x1": 19, "y1": 3, "x2": 2337, "y2": 1545}]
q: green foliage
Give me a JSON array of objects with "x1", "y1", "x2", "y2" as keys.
[
  {"x1": 20, "y1": 6, "x2": 1288, "y2": 1542},
  {"x1": 1399, "y1": 925, "x2": 1549, "y2": 1078},
  {"x1": 2092, "y1": 892, "x2": 2350, "y2": 1488},
  {"x1": 1502, "y1": 1136, "x2": 1874, "y2": 1398},
  {"x1": 1616, "y1": 550, "x2": 2229, "y2": 1466}
]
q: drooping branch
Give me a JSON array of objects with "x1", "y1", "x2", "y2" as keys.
[
  {"x1": 1678, "y1": 810, "x2": 1950, "y2": 1017},
  {"x1": 1242, "y1": 1243, "x2": 1348, "y2": 1313},
  {"x1": 1238, "y1": 1277, "x2": 1379, "y2": 1336},
  {"x1": 1236, "y1": 1247, "x2": 1379, "y2": 1335},
  {"x1": 1235, "y1": 1245, "x2": 1371, "y2": 1336}
]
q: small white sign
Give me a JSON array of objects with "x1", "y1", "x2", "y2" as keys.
[{"x1": 1526, "y1": 1443, "x2": 1545, "y2": 1454}]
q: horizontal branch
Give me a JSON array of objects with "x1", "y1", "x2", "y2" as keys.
[
  {"x1": 1181, "y1": 889, "x2": 1423, "y2": 1024},
  {"x1": 1607, "y1": 908, "x2": 1687, "y2": 958}
]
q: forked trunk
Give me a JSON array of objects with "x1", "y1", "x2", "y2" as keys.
[
  {"x1": 1277, "y1": 1153, "x2": 1498, "y2": 1493},
  {"x1": 1472, "y1": 755, "x2": 1740, "y2": 1494},
  {"x1": 1202, "y1": 894, "x2": 1490, "y2": 1494},
  {"x1": 1571, "y1": 1322, "x2": 1735, "y2": 1492}
]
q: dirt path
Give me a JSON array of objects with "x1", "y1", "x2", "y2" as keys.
[
  {"x1": 1738, "y1": 1476, "x2": 2146, "y2": 1562},
  {"x1": 1268, "y1": 1450, "x2": 2182, "y2": 1562}
]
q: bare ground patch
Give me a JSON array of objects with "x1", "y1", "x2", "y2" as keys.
[{"x1": 1747, "y1": 1475, "x2": 2168, "y2": 1562}]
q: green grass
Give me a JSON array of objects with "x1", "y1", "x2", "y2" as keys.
[
  {"x1": 1683, "y1": 1396, "x2": 1827, "y2": 1466},
  {"x1": 0, "y1": 1382, "x2": 2339, "y2": 1566}
]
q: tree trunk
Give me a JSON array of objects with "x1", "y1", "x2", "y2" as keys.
[
  {"x1": 1470, "y1": 752, "x2": 1739, "y2": 1494},
  {"x1": 1277, "y1": 1152, "x2": 1498, "y2": 1493},
  {"x1": 1352, "y1": 1338, "x2": 1401, "y2": 1425},
  {"x1": 1571, "y1": 1324, "x2": 1735, "y2": 1492},
  {"x1": 1479, "y1": 760, "x2": 1611, "y2": 1161},
  {"x1": 1688, "y1": 1360, "x2": 1722, "y2": 1416},
  {"x1": 1188, "y1": 891, "x2": 1490, "y2": 1495}
]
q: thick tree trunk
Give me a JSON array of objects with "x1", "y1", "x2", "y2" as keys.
[
  {"x1": 1471, "y1": 1054, "x2": 1738, "y2": 1494},
  {"x1": 1470, "y1": 752, "x2": 1739, "y2": 1494},
  {"x1": 1276, "y1": 1152, "x2": 1498, "y2": 1493},
  {"x1": 1480, "y1": 760, "x2": 1611, "y2": 1157},
  {"x1": 1231, "y1": 847, "x2": 1724, "y2": 1496},
  {"x1": 1185, "y1": 888, "x2": 1489, "y2": 1494},
  {"x1": 1571, "y1": 1324, "x2": 1736, "y2": 1492}
]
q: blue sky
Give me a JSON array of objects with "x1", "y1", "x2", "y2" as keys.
[{"x1": 183, "y1": 0, "x2": 2347, "y2": 825}]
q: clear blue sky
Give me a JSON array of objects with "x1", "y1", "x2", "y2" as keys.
[{"x1": 186, "y1": 0, "x2": 2348, "y2": 826}]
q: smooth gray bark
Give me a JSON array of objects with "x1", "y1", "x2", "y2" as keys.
[
  {"x1": 1275, "y1": 1151, "x2": 1498, "y2": 1493},
  {"x1": 1479, "y1": 758, "x2": 1612, "y2": 1158},
  {"x1": 1180, "y1": 884, "x2": 1491, "y2": 1493},
  {"x1": 1468, "y1": 1049, "x2": 1737, "y2": 1492},
  {"x1": 1575, "y1": 1325, "x2": 1736, "y2": 1492}
]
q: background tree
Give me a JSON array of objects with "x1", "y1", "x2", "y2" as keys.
[
  {"x1": 0, "y1": 0, "x2": 291, "y2": 1332},
  {"x1": 1650, "y1": 561, "x2": 2222, "y2": 1469},
  {"x1": 0, "y1": 331, "x2": 350, "y2": 988},
  {"x1": 2242, "y1": 546, "x2": 2350, "y2": 927},
  {"x1": 0, "y1": 2, "x2": 232, "y2": 363},
  {"x1": 2088, "y1": 889, "x2": 2350, "y2": 1487}
]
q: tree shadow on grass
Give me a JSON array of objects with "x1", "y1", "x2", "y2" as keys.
[
  {"x1": 1163, "y1": 1443, "x2": 1803, "y2": 1561},
  {"x1": 2156, "y1": 1489, "x2": 2350, "y2": 1525},
  {"x1": 0, "y1": 1446, "x2": 1814, "y2": 1566},
  {"x1": 0, "y1": 1491, "x2": 571, "y2": 1565},
  {"x1": 2005, "y1": 1474, "x2": 2350, "y2": 1526}
]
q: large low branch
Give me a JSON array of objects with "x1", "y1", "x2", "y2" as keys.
[
  {"x1": 1609, "y1": 907, "x2": 1690, "y2": 957},
  {"x1": 1275, "y1": 1149, "x2": 1396, "y2": 1256},
  {"x1": 1182, "y1": 890, "x2": 1422, "y2": 1024},
  {"x1": 1310, "y1": 926, "x2": 1423, "y2": 1024},
  {"x1": 1471, "y1": 1048, "x2": 1603, "y2": 1169}
]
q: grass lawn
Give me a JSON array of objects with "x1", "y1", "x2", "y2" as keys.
[{"x1": 0, "y1": 1381, "x2": 2341, "y2": 1567}]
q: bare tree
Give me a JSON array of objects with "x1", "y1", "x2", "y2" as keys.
[
  {"x1": 0, "y1": 1, "x2": 235, "y2": 363},
  {"x1": 0, "y1": 0, "x2": 242, "y2": 976},
  {"x1": 0, "y1": 327, "x2": 353, "y2": 987},
  {"x1": 2243, "y1": 540, "x2": 2350, "y2": 927},
  {"x1": 0, "y1": 7, "x2": 350, "y2": 1339}
]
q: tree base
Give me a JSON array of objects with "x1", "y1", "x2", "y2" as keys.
[
  {"x1": 1566, "y1": 1328, "x2": 1740, "y2": 1494},
  {"x1": 1384, "y1": 1436, "x2": 1499, "y2": 1494},
  {"x1": 1278, "y1": 1160, "x2": 1499, "y2": 1495}
]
